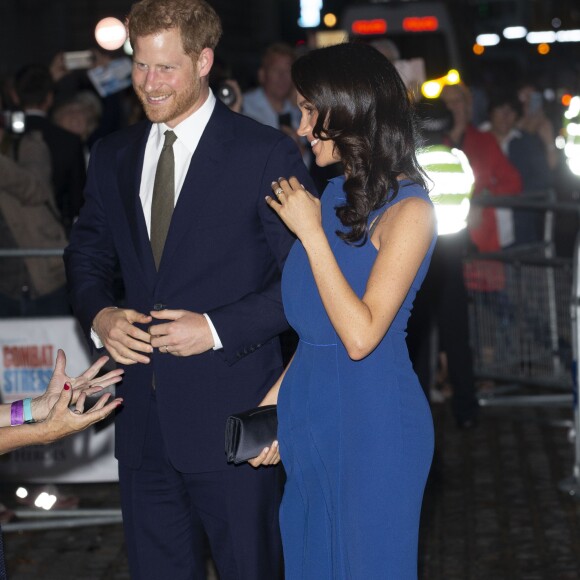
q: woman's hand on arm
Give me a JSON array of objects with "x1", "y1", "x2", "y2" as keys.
[
  {"x1": 270, "y1": 190, "x2": 435, "y2": 360},
  {"x1": 31, "y1": 349, "x2": 124, "y2": 422},
  {"x1": 266, "y1": 177, "x2": 323, "y2": 242}
]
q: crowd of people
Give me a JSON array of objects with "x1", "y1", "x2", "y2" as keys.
[{"x1": 0, "y1": 0, "x2": 563, "y2": 577}]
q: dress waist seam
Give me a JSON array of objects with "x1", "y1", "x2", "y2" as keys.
[{"x1": 299, "y1": 339, "x2": 337, "y2": 347}]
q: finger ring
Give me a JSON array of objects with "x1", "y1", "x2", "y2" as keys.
[
  {"x1": 73, "y1": 409, "x2": 82, "y2": 415},
  {"x1": 274, "y1": 187, "x2": 284, "y2": 196}
]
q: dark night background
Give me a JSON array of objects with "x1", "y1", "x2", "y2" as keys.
[{"x1": 1, "y1": 0, "x2": 580, "y2": 92}]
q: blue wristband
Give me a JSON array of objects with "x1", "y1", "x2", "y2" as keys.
[{"x1": 23, "y1": 398, "x2": 34, "y2": 424}]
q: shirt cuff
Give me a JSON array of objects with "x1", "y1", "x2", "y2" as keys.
[
  {"x1": 203, "y1": 313, "x2": 223, "y2": 350},
  {"x1": 90, "y1": 328, "x2": 104, "y2": 349}
]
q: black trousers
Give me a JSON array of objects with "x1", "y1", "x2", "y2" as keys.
[
  {"x1": 407, "y1": 230, "x2": 479, "y2": 423},
  {"x1": 119, "y1": 393, "x2": 283, "y2": 580}
]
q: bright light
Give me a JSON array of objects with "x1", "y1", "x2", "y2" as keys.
[
  {"x1": 567, "y1": 154, "x2": 580, "y2": 177},
  {"x1": 565, "y1": 96, "x2": 580, "y2": 119},
  {"x1": 323, "y1": 13, "x2": 337, "y2": 28},
  {"x1": 123, "y1": 38, "x2": 133, "y2": 56},
  {"x1": 95, "y1": 17, "x2": 127, "y2": 51},
  {"x1": 476, "y1": 33, "x2": 500, "y2": 46},
  {"x1": 433, "y1": 199, "x2": 471, "y2": 235},
  {"x1": 351, "y1": 19, "x2": 387, "y2": 35},
  {"x1": 566, "y1": 122, "x2": 580, "y2": 137},
  {"x1": 34, "y1": 492, "x2": 57, "y2": 510},
  {"x1": 557, "y1": 29, "x2": 580, "y2": 42},
  {"x1": 526, "y1": 31, "x2": 557, "y2": 44},
  {"x1": 562, "y1": 94, "x2": 573, "y2": 107},
  {"x1": 446, "y1": 70, "x2": 460, "y2": 85},
  {"x1": 421, "y1": 70, "x2": 461, "y2": 99},
  {"x1": 402, "y1": 16, "x2": 439, "y2": 32},
  {"x1": 298, "y1": 0, "x2": 322, "y2": 28},
  {"x1": 421, "y1": 80, "x2": 443, "y2": 99},
  {"x1": 473, "y1": 43, "x2": 485, "y2": 55},
  {"x1": 16, "y1": 487, "x2": 28, "y2": 499},
  {"x1": 538, "y1": 43, "x2": 551, "y2": 55},
  {"x1": 556, "y1": 135, "x2": 566, "y2": 149},
  {"x1": 503, "y1": 26, "x2": 527, "y2": 39},
  {"x1": 11, "y1": 116, "x2": 25, "y2": 133}
]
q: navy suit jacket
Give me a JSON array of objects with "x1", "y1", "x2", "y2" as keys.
[{"x1": 65, "y1": 100, "x2": 315, "y2": 472}]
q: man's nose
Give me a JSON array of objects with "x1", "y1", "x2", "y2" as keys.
[{"x1": 144, "y1": 70, "x2": 158, "y2": 91}]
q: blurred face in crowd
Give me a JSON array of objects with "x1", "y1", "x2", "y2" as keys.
[
  {"x1": 132, "y1": 27, "x2": 213, "y2": 127},
  {"x1": 489, "y1": 104, "x2": 518, "y2": 140},
  {"x1": 296, "y1": 94, "x2": 340, "y2": 167},
  {"x1": 441, "y1": 85, "x2": 472, "y2": 129},
  {"x1": 260, "y1": 54, "x2": 294, "y2": 102}
]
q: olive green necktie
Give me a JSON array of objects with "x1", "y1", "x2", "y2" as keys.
[{"x1": 150, "y1": 130, "x2": 177, "y2": 270}]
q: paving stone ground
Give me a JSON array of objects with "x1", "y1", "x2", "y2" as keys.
[{"x1": 2, "y1": 399, "x2": 580, "y2": 579}]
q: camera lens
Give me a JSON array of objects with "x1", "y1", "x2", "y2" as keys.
[{"x1": 217, "y1": 82, "x2": 237, "y2": 108}]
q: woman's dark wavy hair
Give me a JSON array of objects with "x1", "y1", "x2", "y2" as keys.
[{"x1": 292, "y1": 42, "x2": 427, "y2": 244}]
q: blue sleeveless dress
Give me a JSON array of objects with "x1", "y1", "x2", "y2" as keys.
[{"x1": 278, "y1": 176, "x2": 436, "y2": 579}]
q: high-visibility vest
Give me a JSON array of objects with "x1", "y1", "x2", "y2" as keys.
[{"x1": 417, "y1": 144, "x2": 474, "y2": 235}]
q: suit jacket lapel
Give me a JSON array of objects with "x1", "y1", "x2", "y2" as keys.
[{"x1": 117, "y1": 121, "x2": 158, "y2": 288}]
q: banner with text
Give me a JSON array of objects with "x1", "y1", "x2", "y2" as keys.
[{"x1": 0, "y1": 317, "x2": 118, "y2": 482}]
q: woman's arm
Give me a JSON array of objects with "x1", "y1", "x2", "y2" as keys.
[
  {"x1": 0, "y1": 384, "x2": 122, "y2": 455},
  {"x1": 248, "y1": 353, "x2": 296, "y2": 467},
  {"x1": 0, "y1": 349, "x2": 123, "y2": 428},
  {"x1": 267, "y1": 177, "x2": 435, "y2": 360},
  {"x1": 259, "y1": 352, "x2": 295, "y2": 407},
  {"x1": 0, "y1": 349, "x2": 124, "y2": 454}
]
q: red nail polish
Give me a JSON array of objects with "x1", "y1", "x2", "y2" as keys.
[{"x1": 64, "y1": 383, "x2": 71, "y2": 391}]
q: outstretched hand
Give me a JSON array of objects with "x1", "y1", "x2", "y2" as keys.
[
  {"x1": 266, "y1": 177, "x2": 322, "y2": 242},
  {"x1": 33, "y1": 349, "x2": 124, "y2": 422},
  {"x1": 41, "y1": 382, "x2": 123, "y2": 444}
]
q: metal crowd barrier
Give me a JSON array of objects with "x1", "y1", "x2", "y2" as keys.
[
  {"x1": 466, "y1": 191, "x2": 580, "y2": 497},
  {"x1": 2, "y1": 509, "x2": 122, "y2": 532}
]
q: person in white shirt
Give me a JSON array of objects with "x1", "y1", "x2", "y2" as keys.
[{"x1": 64, "y1": 1, "x2": 315, "y2": 578}]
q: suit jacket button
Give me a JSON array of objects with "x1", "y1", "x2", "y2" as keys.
[{"x1": 153, "y1": 303, "x2": 166, "y2": 311}]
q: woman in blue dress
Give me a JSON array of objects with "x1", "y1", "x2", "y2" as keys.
[{"x1": 250, "y1": 42, "x2": 436, "y2": 579}]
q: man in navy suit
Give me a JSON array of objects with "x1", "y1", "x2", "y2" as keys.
[{"x1": 64, "y1": 1, "x2": 314, "y2": 577}]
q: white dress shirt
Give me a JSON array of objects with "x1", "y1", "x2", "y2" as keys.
[{"x1": 92, "y1": 90, "x2": 223, "y2": 350}]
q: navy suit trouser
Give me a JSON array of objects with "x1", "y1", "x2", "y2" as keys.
[{"x1": 119, "y1": 393, "x2": 283, "y2": 580}]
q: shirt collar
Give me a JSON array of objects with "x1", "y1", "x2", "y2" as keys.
[{"x1": 154, "y1": 90, "x2": 216, "y2": 153}]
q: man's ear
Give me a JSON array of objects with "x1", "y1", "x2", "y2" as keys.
[{"x1": 197, "y1": 48, "x2": 214, "y2": 78}]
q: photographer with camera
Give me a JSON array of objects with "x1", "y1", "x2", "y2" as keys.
[{"x1": 209, "y1": 56, "x2": 243, "y2": 113}]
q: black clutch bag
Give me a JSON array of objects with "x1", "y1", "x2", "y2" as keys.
[{"x1": 225, "y1": 405, "x2": 278, "y2": 465}]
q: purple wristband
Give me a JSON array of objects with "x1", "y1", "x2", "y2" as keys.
[{"x1": 11, "y1": 400, "x2": 24, "y2": 426}]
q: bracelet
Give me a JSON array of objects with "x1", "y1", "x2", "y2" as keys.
[
  {"x1": 23, "y1": 398, "x2": 34, "y2": 423},
  {"x1": 10, "y1": 400, "x2": 24, "y2": 426}
]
